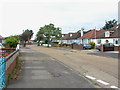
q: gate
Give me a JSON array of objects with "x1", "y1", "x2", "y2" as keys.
[{"x1": 0, "y1": 57, "x2": 6, "y2": 90}]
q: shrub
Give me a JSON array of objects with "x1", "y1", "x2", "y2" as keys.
[
  {"x1": 52, "y1": 42, "x2": 59, "y2": 44},
  {"x1": 5, "y1": 36, "x2": 19, "y2": 48},
  {"x1": 89, "y1": 42, "x2": 95, "y2": 48}
]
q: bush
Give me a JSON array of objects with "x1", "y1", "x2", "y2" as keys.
[
  {"x1": 89, "y1": 42, "x2": 95, "y2": 49},
  {"x1": 52, "y1": 42, "x2": 59, "y2": 44},
  {"x1": 5, "y1": 36, "x2": 19, "y2": 48}
]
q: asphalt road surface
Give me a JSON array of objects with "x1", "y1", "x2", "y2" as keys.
[
  {"x1": 29, "y1": 45, "x2": 118, "y2": 88},
  {"x1": 8, "y1": 46, "x2": 96, "y2": 88}
]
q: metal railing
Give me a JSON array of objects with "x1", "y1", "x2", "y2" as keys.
[{"x1": 0, "y1": 57, "x2": 6, "y2": 90}]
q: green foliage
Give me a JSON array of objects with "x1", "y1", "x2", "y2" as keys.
[
  {"x1": 89, "y1": 42, "x2": 95, "y2": 48},
  {"x1": 20, "y1": 29, "x2": 34, "y2": 47},
  {"x1": 5, "y1": 36, "x2": 19, "y2": 48},
  {"x1": 102, "y1": 19, "x2": 117, "y2": 30},
  {"x1": 35, "y1": 27, "x2": 45, "y2": 46},
  {"x1": 41, "y1": 40, "x2": 48, "y2": 45},
  {"x1": 37, "y1": 23, "x2": 61, "y2": 47},
  {"x1": 52, "y1": 42, "x2": 59, "y2": 44},
  {"x1": 20, "y1": 29, "x2": 34, "y2": 41}
]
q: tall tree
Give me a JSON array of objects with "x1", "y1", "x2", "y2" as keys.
[
  {"x1": 35, "y1": 27, "x2": 45, "y2": 46},
  {"x1": 41, "y1": 23, "x2": 61, "y2": 47},
  {"x1": 20, "y1": 29, "x2": 34, "y2": 47},
  {"x1": 102, "y1": 19, "x2": 117, "y2": 30}
]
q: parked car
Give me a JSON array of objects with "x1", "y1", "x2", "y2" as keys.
[
  {"x1": 96, "y1": 43, "x2": 114, "y2": 51},
  {"x1": 83, "y1": 44, "x2": 92, "y2": 49}
]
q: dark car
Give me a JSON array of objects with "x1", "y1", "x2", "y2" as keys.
[
  {"x1": 96, "y1": 43, "x2": 114, "y2": 51},
  {"x1": 83, "y1": 44, "x2": 92, "y2": 49}
]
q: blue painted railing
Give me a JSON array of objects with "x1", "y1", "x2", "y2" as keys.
[{"x1": 0, "y1": 57, "x2": 6, "y2": 90}]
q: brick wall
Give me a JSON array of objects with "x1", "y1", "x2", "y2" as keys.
[
  {"x1": 72, "y1": 44, "x2": 83, "y2": 50},
  {"x1": 5, "y1": 50, "x2": 19, "y2": 82},
  {"x1": 114, "y1": 46, "x2": 120, "y2": 51},
  {"x1": 100, "y1": 45, "x2": 115, "y2": 52}
]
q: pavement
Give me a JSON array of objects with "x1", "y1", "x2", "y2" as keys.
[{"x1": 8, "y1": 47, "x2": 96, "y2": 88}]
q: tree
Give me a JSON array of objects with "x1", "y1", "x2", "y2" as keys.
[
  {"x1": 102, "y1": 19, "x2": 117, "y2": 30},
  {"x1": 20, "y1": 29, "x2": 34, "y2": 47},
  {"x1": 35, "y1": 27, "x2": 45, "y2": 46},
  {"x1": 5, "y1": 36, "x2": 19, "y2": 48},
  {"x1": 40, "y1": 23, "x2": 61, "y2": 47}
]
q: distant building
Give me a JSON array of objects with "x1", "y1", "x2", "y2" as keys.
[{"x1": 0, "y1": 35, "x2": 5, "y2": 44}]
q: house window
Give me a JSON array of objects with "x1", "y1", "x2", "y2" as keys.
[
  {"x1": 115, "y1": 40, "x2": 118, "y2": 44},
  {"x1": 105, "y1": 31, "x2": 110, "y2": 37},
  {"x1": 70, "y1": 34, "x2": 72, "y2": 37},
  {"x1": 97, "y1": 40, "x2": 101, "y2": 44},
  {"x1": 114, "y1": 39, "x2": 118, "y2": 44}
]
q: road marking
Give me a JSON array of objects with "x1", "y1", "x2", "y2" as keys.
[
  {"x1": 85, "y1": 75, "x2": 96, "y2": 80},
  {"x1": 110, "y1": 86, "x2": 119, "y2": 88},
  {"x1": 96, "y1": 80, "x2": 109, "y2": 85},
  {"x1": 50, "y1": 58, "x2": 55, "y2": 60}
]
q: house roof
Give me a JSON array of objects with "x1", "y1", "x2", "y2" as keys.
[
  {"x1": 77, "y1": 30, "x2": 105, "y2": 39},
  {"x1": 61, "y1": 32, "x2": 81, "y2": 40},
  {"x1": 100, "y1": 24, "x2": 120, "y2": 38}
]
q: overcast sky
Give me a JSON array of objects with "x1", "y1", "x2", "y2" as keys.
[{"x1": 0, "y1": 0, "x2": 119, "y2": 39}]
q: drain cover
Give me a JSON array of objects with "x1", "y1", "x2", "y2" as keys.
[{"x1": 51, "y1": 72, "x2": 62, "y2": 77}]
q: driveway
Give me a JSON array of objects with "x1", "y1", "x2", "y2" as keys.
[{"x1": 8, "y1": 47, "x2": 95, "y2": 88}]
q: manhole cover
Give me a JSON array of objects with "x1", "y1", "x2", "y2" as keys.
[{"x1": 50, "y1": 72, "x2": 62, "y2": 77}]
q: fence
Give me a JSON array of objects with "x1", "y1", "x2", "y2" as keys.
[
  {"x1": 52, "y1": 44, "x2": 84, "y2": 50},
  {"x1": 0, "y1": 57, "x2": 6, "y2": 90},
  {"x1": 0, "y1": 48, "x2": 19, "y2": 90}
]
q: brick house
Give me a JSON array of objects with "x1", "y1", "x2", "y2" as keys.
[
  {"x1": 77, "y1": 24, "x2": 120, "y2": 46},
  {"x1": 77, "y1": 30, "x2": 105, "y2": 45}
]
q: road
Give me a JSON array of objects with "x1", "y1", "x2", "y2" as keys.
[
  {"x1": 29, "y1": 45, "x2": 119, "y2": 88},
  {"x1": 8, "y1": 46, "x2": 96, "y2": 88}
]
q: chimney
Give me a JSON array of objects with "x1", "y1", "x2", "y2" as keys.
[{"x1": 81, "y1": 28, "x2": 84, "y2": 36}]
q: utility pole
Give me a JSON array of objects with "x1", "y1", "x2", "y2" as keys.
[{"x1": 94, "y1": 27, "x2": 97, "y2": 49}]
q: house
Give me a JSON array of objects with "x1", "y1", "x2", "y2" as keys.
[
  {"x1": 77, "y1": 30, "x2": 105, "y2": 45},
  {"x1": 96, "y1": 24, "x2": 120, "y2": 46},
  {"x1": 60, "y1": 32, "x2": 82, "y2": 44},
  {"x1": 52, "y1": 34, "x2": 66, "y2": 43},
  {"x1": 0, "y1": 35, "x2": 5, "y2": 44},
  {"x1": 77, "y1": 24, "x2": 120, "y2": 46}
]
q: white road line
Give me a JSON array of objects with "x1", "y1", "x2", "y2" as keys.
[
  {"x1": 85, "y1": 75, "x2": 96, "y2": 80},
  {"x1": 96, "y1": 80, "x2": 109, "y2": 85},
  {"x1": 110, "y1": 86, "x2": 119, "y2": 88}
]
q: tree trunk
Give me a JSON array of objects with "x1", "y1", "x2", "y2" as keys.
[
  {"x1": 37, "y1": 40, "x2": 40, "y2": 46},
  {"x1": 23, "y1": 41, "x2": 26, "y2": 47},
  {"x1": 47, "y1": 38, "x2": 50, "y2": 47}
]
